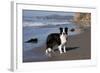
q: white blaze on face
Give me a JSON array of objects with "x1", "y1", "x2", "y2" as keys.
[
  {"x1": 62, "y1": 29, "x2": 65, "y2": 34},
  {"x1": 60, "y1": 28, "x2": 67, "y2": 45}
]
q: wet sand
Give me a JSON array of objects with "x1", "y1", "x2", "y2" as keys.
[{"x1": 23, "y1": 28, "x2": 91, "y2": 62}]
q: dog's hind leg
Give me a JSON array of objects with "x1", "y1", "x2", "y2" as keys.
[{"x1": 45, "y1": 48, "x2": 52, "y2": 56}]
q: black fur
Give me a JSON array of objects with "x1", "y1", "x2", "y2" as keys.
[
  {"x1": 46, "y1": 33, "x2": 61, "y2": 49},
  {"x1": 46, "y1": 27, "x2": 68, "y2": 50},
  {"x1": 60, "y1": 27, "x2": 63, "y2": 34},
  {"x1": 65, "y1": 27, "x2": 68, "y2": 34}
]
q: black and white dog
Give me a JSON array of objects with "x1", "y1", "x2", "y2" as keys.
[{"x1": 46, "y1": 27, "x2": 68, "y2": 55}]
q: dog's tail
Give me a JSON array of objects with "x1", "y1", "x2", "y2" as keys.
[{"x1": 25, "y1": 38, "x2": 38, "y2": 43}]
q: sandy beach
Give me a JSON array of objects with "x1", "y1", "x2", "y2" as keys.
[{"x1": 23, "y1": 27, "x2": 91, "y2": 62}]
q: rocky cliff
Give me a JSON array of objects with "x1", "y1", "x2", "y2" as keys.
[{"x1": 73, "y1": 13, "x2": 91, "y2": 28}]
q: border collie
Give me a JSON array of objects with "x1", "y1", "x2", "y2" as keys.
[{"x1": 46, "y1": 27, "x2": 68, "y2": 55}]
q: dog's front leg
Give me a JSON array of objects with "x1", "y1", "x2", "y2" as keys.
[
  {"x1": 58, "y1": 45, "x2": 63, "y2": 54},
  {"x1": 63, "y1": 46, "x2": 66, "y2": 53}
]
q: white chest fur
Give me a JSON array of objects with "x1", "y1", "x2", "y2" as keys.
[{"x1": 60, "y1": 34, "x2": 67, "y2": 45}]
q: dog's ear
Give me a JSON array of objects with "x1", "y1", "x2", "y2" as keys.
[
  {"x1": 65, "y1": 27, "x2": 68, "y2": 34},
  {"x1": 59, "y1": 27, "x2": 63, "y2": 34}
]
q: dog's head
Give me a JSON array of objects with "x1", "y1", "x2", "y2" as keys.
[{"x1": 59, "y1": 27, "x2": 68, "y2": 35}]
